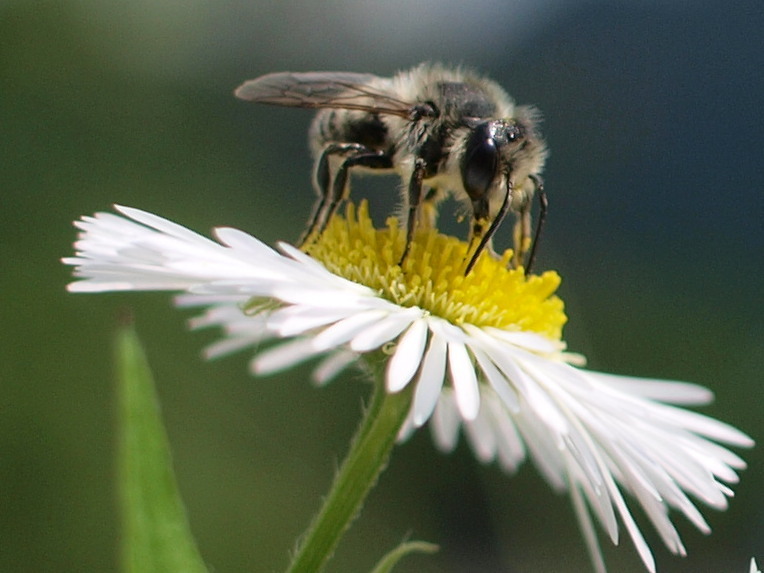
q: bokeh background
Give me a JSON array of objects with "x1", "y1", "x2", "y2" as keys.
[{"x1": 2, "y1": 1, "x2": 762, "y2": 571}]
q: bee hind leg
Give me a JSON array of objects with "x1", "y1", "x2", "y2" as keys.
[{"x1": 300, "y1": 143, "x2": 392, "y2": 246}]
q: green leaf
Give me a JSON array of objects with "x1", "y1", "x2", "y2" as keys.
[
  {"x1": 116, "y1": 324, "x2": 208, "y2": 573},
  {"x1": 369, "y1": 540, "x2": 439, "y2": 573}
]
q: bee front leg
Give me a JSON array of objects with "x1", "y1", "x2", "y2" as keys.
[
  {"x1": 466, "y1": 195, "x2": 490, "y2": 264},
  {"x1": 512, "y1": 198, "x2": 532, "y2": 270},
  {"x1": 464, "y1": 182, "x2": 513, "y2": 275}
]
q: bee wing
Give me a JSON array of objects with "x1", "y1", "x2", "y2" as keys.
[{"x1": 234, "y1": 71, "x2": 413, "y2": 117}]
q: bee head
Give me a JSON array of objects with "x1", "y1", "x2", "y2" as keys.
[{"x1": 461, "y1": 120, "x2": 527, "y2": 210}]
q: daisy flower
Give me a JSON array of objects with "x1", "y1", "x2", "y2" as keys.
[{"x1": 63, "y1": 202, "x2": 752, "y2": 573}]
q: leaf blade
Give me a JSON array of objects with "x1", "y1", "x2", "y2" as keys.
[{"x1": 116, "y1": 323, "x2": 207, "y2": 573}]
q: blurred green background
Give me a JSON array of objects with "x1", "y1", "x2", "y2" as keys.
[{"x1": 2, "y1": 1, "x2": 762, "y2": 571}]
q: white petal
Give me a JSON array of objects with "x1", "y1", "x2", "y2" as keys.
[
  {"x1": 475, "y1": 330, "x2": 570, "y2": 435},
  {"x1": 252, "y1": 338, "x2": 321, "y2": 375},
  {"x1": 470, "y1": 346, "x2": 519, "y2": 412},
  {"x1": 463, "y1": 407, "x2": 496, "y2": 463},
  {"x1": 312, "y1": 310, "x2": 389, "y2": 351},
  {"x1": 67, "y1": 279, "x2": 146, "y2": 293},
  {"x1": 511, "y1": 405, "x2": 567, "y2": 492},
  {"x1": 214, "y1": 226, "x2": 284, "y2": 260},
  {"x1": 485, "y1": 327, "x2": 565, "y2": 354},
  {"x1": 349, "y1": 308, "x2": 420, "y2": 352},
  {"x1": 411, "y1": 332, "x2": 447, "y2": 426},
  {"x1": 608, "y1": 476, "x2": 657, "y2": 573},
  {"x1": 175, "y1": 293, "x2": 250, "y2": 307},
  {"x1": 396, "y1": 410, "x2": 418, "y2": 444},
  {"x1": 67, "y1": 209, "x2": 287, "y2": 292},
  {"x1": 430, "y1": 391, "x2": 461, "y2": 451},
  {"x1": 271, "y1": 284, "x2": 375, "y2": 308},
  {"x1": 204, "y1": 335, "x2": 267, "y2": 360},
  {"x1": 570, "y1": 481, "x2": 608, "y2": 573},
  {"x1": 651, "y1": 406, "x2": 753, "y2": 448},
  {"x1": 386, "y1": 319, "x2": 428, "y2": 392},
  {"x1": 586, "y1": 370, "x2": 714, "y2": 405},
  {"x1": 312, "y1": 350, "x2": 358, "y2": 386},
  {"x1": 266, "y1": 305, "x2": 352, "y2": 337},
  {"x1": 482, "y1": 394, "x2": 525, "y2": 472},
  {"x1": 447, "y1": 341, "x2": 480, "y2": 421},
  {"x1": 184, "y1": 304, "x2": 273, "y2": 359},
  {"x1": 278, "y1": 242, "x2": 379, "y2": 295},
  {"x1": 565, "y1": 447, "x2": 618, "y2": 544},
  {"x1": 278, "y1": 241, "x2": 337, "y2": 271},
  {"x1": 116, "y1": 206, "x2": 221, "y2": 245}
]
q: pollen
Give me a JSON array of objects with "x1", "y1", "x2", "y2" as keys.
[{"x1": 304, "y1": 202, "x2": 567, "y2": 341}]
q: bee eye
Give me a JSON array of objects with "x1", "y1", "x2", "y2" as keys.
[{"x1": 462, "y1": 123, "x2": 498, "y2": 200}]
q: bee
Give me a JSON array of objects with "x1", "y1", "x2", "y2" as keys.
[{"x1": 235, "y1": 62, "x2": 548, "y2": 274}]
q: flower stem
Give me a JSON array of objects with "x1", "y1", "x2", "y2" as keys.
[{"x1": 286, "y1": 361, "x2": 413, "y2": 573}]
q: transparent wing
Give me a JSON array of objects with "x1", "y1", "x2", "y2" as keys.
[{"x1": 234, "y1": 71, "x2": 414, "y2": 117}]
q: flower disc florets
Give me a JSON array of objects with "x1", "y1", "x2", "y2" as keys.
[{"x1": 305, "y1": 202, "x2": 566, "y2": 341}]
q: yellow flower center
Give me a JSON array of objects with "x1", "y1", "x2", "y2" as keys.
[{"x1": 304, "y1": 202, "x2": 566, "y2": 341}]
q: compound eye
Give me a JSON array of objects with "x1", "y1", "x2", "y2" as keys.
[
  {"x1": 462, "y1": 123, "x2": 498, "y2": 200},
  {"x1": 506, "y1": 122, "x2": 521, "y2": 141}
]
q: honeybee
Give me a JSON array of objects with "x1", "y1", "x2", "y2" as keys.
[{"x1": 235, "y1": 62, "x2": 548, "y2": 274}]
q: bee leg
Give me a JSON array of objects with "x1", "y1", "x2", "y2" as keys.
[
  {"x1": 321, "y1": 150, "x2": 392, "y2": 233},
  {"x1": 301, "y1": 143, "x2": 390, "y2": 245},
  {"x1": 465, "y1": 195, "x2": 490, "y2": 261},
  {"x1": 300, "y1": 146, "x2": 339, "y2": 245},
  {"x1": 520, "y1": 176, "x2": 547, "y2": 275},
  {"x1": 419, "y1": 187, "x2": 442, "y2": 230},
  {"x1": 464, "y1": 182, "x2": 513, "y2": 275},
  {"x1": 399, "y1": 158, "x2": 427, "y2": 266},
  {"x1": 512, "y1": 199, "x2": 532, "y2": 270}
]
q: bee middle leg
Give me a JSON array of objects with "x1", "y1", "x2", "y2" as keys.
[
  {"x1": 418, "y1": 187, "x2": 443, "y2": 230},
  {"x1": 301, "y1": 143, "x2": 392, "y2": 245},
  {"x1": 399, "y1": 158, "x2": 427, "y2": 265}
]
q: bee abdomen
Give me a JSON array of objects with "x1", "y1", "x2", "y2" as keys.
[{"x1": 311, "y1": 110, "x2": 391, "y2": 155}]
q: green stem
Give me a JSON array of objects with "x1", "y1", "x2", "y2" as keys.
[{"x1": 286, "y1": 360, "x2": 414, "y2": 573}]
